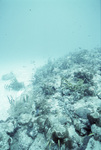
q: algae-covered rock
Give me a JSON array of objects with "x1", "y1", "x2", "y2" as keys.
[
  {"x1": 10, "y1": 129, "x2": 33, "y2": 150},
  {"x1": 0, "y1": 128, "x2": 10, "y2": 150},
  {"x1": 1, "y1": 72, "x2": 15, "y2": 81},
  {"x1": 75, "y1": 107, "x2": 91, "y2": 119},
  {"x1": 5, "y1": 77, "x2": 25, "y2": 91},
  {"x1": 18, "y1": 113, "x2": 32, "y2": 125},
  {"x1": 87, "y1": 112, "x2": 99, "y2": 125}
]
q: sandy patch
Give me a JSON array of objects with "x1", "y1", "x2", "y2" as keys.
[{"x1": 0, "y1": 60, "x2": 45, "y2": 121}]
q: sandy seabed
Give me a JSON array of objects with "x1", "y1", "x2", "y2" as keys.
[{"x1": 0, "y1": 60, "x2": 45, "y2": 121}]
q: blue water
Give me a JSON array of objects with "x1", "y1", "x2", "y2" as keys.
[{"x1": 0, "y1": 0, "x2": 101, "y2": 65}]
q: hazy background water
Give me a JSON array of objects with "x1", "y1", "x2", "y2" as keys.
[{"x1": 0, "y1": 0, "x2": 101, "y2": 66}]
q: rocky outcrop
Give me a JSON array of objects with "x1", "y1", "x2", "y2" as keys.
[{"x1": 0, "y1": 48, "x2": 101, "y2": 150}]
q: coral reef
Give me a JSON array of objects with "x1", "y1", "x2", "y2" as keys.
[{"x1": 0, "y1": 48, "x2": 101, "y2": 150}]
